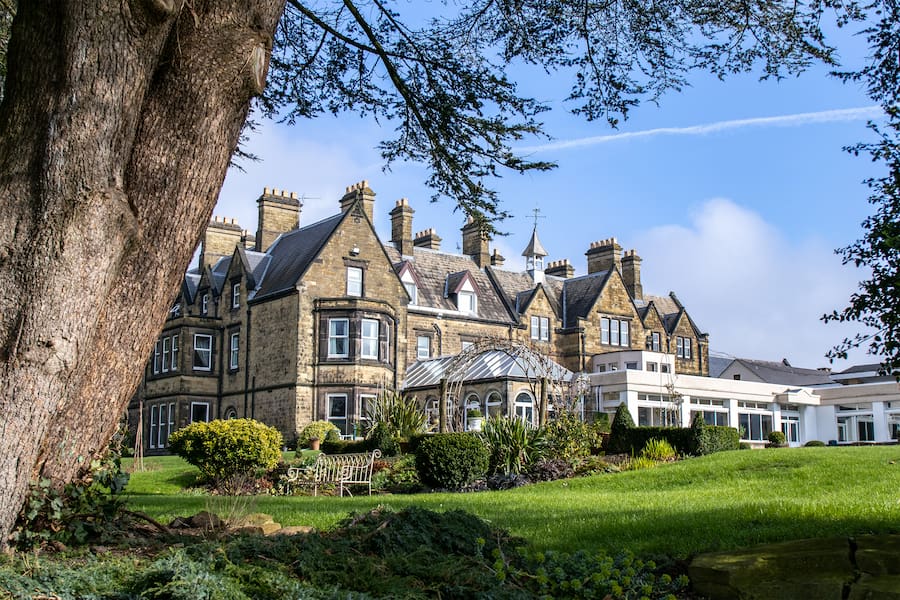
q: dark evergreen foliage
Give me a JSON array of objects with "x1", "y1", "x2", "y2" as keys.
[{"x1": 415, "y1": 432, "x2": 489, "y2": 489}]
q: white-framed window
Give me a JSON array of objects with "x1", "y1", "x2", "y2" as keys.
[
  {"x1": 161, "y1": 337, "x2": 170, "y2": 373},
  {"x1": 192, "y1": 334, "x2": 213, "y2": 371},
  {"x1": 485, "y1": 391, "x2": 503, "y2": 419},
  {"x1": 417, "y1": 335, "x2": 431, "y2": 360},
  {"x1": 858, "y1": 418, "x2": 875, "y2": 441},
  {"x1": 647, "y1": 362, "x2": 658, "y2": 372},
  {"x1": 781, "y1": 415, "x2": 800, "y2": 443},
  {"x1": 600, "y1": 317, "x2": 629, "y2": 347},
  {"x1": 170, "y1": 335, "x2": 179, "y2": 372},
  {"x1": 404, "y1": 281, "x2": 417, "y2": 305},
  {"x1": 649, "y1": 332, "x2": 661, "y2": 351},
  {"x1": 360, "y1": 394, "x2": 377, "y2": 433},
  {"x1": 229, "y1": 332, "x2": 240, "y2": 370},
  {"x1": 232, "y1": 282, "x2": 240, "y2": 308},
  {"x1": 677, "y1": 336, "x2": 692, "y2": 359},
  {"x1": 152, "y1": 341, "x2": 161, "y2": 374},
  {"x1": 328, "y1": 393, "x2": 349, "y2": 436},
  {"x1": 168, "y1": 402, "x2": 175, "y2": 440},
  {"x1": 625, "y1": 362, "x2": 638, "y2": 370},
  {"x1": 361, "y1": 319, "x2": 379, "y2": 359},
  {"x1": 739, "y1": 412, "x2": 773, "y2": 441},
  {"x1": 158, "y1": 403, "x2": 168, "y2": 448},
  {"x1": 190, "y1": 402, "x2": 209, "y2": 423},
  {"x1": 691, "y1": 410, "x2": 728, "y2": 426},
  {"x1": 458, "y1": 290, "x2": 477, "y2": 314},
  {"x1": 514, "y1": 392, "x2": 535, "y2": 426},
  {"x1": 201, "y1": 293, "x2": 209, "y2": 315},
  {"x1": 347, "y1": 267, "x2": 363, "y2": 297},
  {"x1": 328, "y1": 318, "x2": 349, "y2": 358},
  {"x1": 638, "y1": 406, "x2": 679, "y2": 426},
  {"x1": 149, "y1": 405, "x2": 158, "y2": 449},
  {"x1": 661, "y1": 364, "x2": 670, "y2": 373},
  {"x1": 530, "y1": 316, "x2": 550, "y2": 342}
]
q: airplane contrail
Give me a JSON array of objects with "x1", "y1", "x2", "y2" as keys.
[{"x1": 518, "y1": 106, "x2": 884, "y2": 153}]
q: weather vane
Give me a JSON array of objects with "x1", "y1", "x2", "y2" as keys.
[{"x1": 530, "y1": 207, "x2": 545, "y2": 229}]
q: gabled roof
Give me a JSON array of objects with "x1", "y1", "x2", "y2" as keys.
[
  {"x1": 725, "y1": 358, "x2": 834, "y2": 386},
  {"x1": 521, "y1": 226, "x2": 548, "y2": 257},
  {"x1": 561, "y1": 271, "x2": 612, "y2": 328},
  {"x1": 445, "y1": 270, "x2": 479, "y2": 296},
  {"x1": 403, "y1": 350, "x2": 573, "y2": 390},
  {"x1": 252, "y1": 213, "x2": 344, "y2": 301},
  {"x1": 384, "y1": 246, "x2": 511, "y2": 322}
]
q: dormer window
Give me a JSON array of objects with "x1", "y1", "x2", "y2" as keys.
[
  {"x1": 458, "y1": 291, "x2": 477, "y2": 314},
  {"x1": 404, "y1": 282, "x2": 417, "y2": 305},
  {"x1": 446, "y1": 270, "x2": 479, "y2": 316}
]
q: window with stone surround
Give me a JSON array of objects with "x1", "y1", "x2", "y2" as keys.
[
  {"x1": 192, "y1": 334, "x2": 213, "y2": 371},
  {"x1": 232, "y1": 282, "x2": 241, "y2": 308},
  {"x1": 417, "y1": 335, "x2": 431, "y2": 360},
  {"x1": 328, "y1": 394, "x2": 349, "y2": 436},
  {"x1": 347, "y1": 266, "x2": 363, "y2": 297},
  {"x1": 229, "y1": 332, "x2": 240, "y2": 370},
  {"x1": 328, "y1": 318, "x2": 349, "y2": 358},
  {"x1": 676, "y1": 336, "x2": 692, "y2": 359},
  {"x1": 361, "y1": 319, "x2": 379, "y2": 359},
  {"x1": 600, "y1": 317, "x2": 629, "y2": 347},
  {"x1": 530, "y1": 316, "x2": 550, "y2": 342}
]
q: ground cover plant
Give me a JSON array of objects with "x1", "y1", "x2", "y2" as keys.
[{"x1": 123, "y1": 446, "x2": 900, "y2": 558}]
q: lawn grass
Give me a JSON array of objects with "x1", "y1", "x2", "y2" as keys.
[{"x1": 123, "y1": 446, "x2": 900, "y2": 558}]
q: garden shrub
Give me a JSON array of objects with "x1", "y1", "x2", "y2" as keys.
[
  {"x1": 573, "y1": 455, "x2": 620, "y2": 476},
  {"x1": 366, "y1": 421, "x2": 401, "y2": 456},
  {"x1": 168, "y1": 418, "x2": 282, "y2": 482},
  {"x1": 608, "y1": 402, "x2": 635, "y2": 453},
  {"x1": 297, "y1": 420, "x2": 341, "y2": 448},
  {"x1": 805, "y1": 439, "x2": 826, "y2": 447},
  {"x1": 592, "y1": 411, "x2": 611, "y2": 434},
  {"x1": 617, "y1": 426, "x2": 695, "y2": 456},
  {"x1": 321, "y1": 438, "x2": 368, "y2": 454},
  {"x1": 481, "y1": 416, "x2": 547, "y2": 475},
  {"x1": 415, "y1": 432, "x2": 489, "y2": 489},
  {"x1": 694, "y1": 425, "x2": 741, "y2": 455},
  {"x1": 641, "y1": 438, "x2": 676, "y2": 462},
  {"x1": 739, "y1": 442, "x2": 752, "y2": 450},
  {"x1": 370, "y1": 455, "x2": 422, "y2": 493},
  {"x1": 768, "y1": 430, "x2": 787, "y2": 446},
  {"x1": 528, "y1": 457, "x2": 574, "y2": 482},
  {"x1": 365, "y1": 390, "x2": 430, "y2": 443},
  {"x1": 544, "y1": 412, "x2": 601, "y2": 461}
]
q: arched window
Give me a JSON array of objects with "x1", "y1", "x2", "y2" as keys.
[
  {"x1": 223, "y1": 406, "x2": 237, "y2": 420},
  {"x1": 465, "y1": 393, "x2": 480, "y2": 428},
  {"x1": 514, "y1": 392, "x2": 535, "y2": 426},
  {"x1": 485, "y1": 391, "x2": 503, "y2": 419}
]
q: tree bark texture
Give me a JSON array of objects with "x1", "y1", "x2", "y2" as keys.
[{"x1": 0, "y1": 0, "x2": 285, "y2": 546}]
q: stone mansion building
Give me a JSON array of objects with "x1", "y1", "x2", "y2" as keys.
[
  {"x1": 130, "y1": 181, "x2": 710, "y2": 451},
  {"x1": 131, "y1": 180, "x2": 900, "y2": 452}
]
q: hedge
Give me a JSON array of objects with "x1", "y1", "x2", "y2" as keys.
[
  {"x1": 607, "y1": 405, "x2": 739, "y2": 456},
  {"x1": 415, "y1": 432, "x2": 489, "y2": 489}
]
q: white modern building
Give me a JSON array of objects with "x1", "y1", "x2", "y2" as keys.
[{"x1": 587, "y1": 352, "x2": 900, "y2": 447}]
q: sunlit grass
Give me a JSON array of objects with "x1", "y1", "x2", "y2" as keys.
[{"x1": 123, "y1": 446, "x2": 900, "y2": 557}]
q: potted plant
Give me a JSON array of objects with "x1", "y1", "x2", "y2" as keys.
[
  {"x1": 466, "y1": 408, "x2": 484, "y2": 432},
  {"x1": 309, "y1": 436, "x2": 321, "y2": 451}
]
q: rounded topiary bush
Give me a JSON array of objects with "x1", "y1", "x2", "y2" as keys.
[
  {"x1": 167, "y1": 418, "x2": 282, "y2": 481},
  {"x1": 767, "y1": 430, "x2": 787, "y2": 447},
  {"x1": 298, "y1": 420, "x2": 341, "y2": 448},
  {"x1": 805, "y1": 439, "x2": 826, "y2": 447},
  {"x1": 415, "y1": 433, "x2": 489, "y2": 490}
]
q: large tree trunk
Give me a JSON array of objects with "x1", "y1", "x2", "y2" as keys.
[{"x1": 0, "y1": 0, "x2": 285, "y2": 546}]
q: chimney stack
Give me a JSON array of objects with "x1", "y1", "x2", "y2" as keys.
[
  {"x1": 622, "y1": 249, "x2": 643, "y2": 300},
  {"x1": 490, "y1": 248, "x2": 505, "y2": 267},
  {"x1": 413, "y1": 228, "x2": 442, "y2": 250},
  {"x1": 390, "y1": 198, "x2": 415, "y2": 256},
  {"x1": 461, "y1": 216, "x2": 490, "y2": 268},
  {"x1": 339, "y1": 180, "x2": 376, "y2": 223},
  {"x1": 256, "y1": 187, "x2": 302, "y2": 252},
  {"x1": 200, "y1": 216, "x2": 243, "y2": 269},
  {"x1": 585, "y1": 237, "x2": 622, "y2": 274},
  {"x1": 546, "y1": 259, "x2": 575, "y2": 279}
]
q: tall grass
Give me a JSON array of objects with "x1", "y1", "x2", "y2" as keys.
[{"x1": 125, "y1": 446, "x2": 900, "y2": 557}]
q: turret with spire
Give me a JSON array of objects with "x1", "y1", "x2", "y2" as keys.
[{"x1": 522, "y1": 225, "x2": 548, "y2": 284}]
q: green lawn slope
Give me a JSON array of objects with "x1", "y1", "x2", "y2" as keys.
[{"x1": 124, "y1": 446, "x2": 900, "y2": 558}]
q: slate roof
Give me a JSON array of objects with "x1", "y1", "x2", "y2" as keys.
[
  {"x1": 252, "y1": 213, "x2": 344, "y2": 301},
  {"x1": 383, "y1": 246, "x2": 512, "y2": 322},
  {"x1": 403, "y1": 350, "x2": 573, "y2": 390},
  {"x1": 707, "y1": 355, "x2": 733, "y2": 379},
  {"x1": 183, "y1": 273, "x2": 201, "y2": 303},
  {"x1": 486, "y1": 268, "x2": 539, "y2": 314},
  {"x1": 726, "y1": 358, "x2": 834, "y2": 386},
  {"x1": 521, "y1": 226, "x2": 548, "y2": 257},
  {"x1": 560, "y1": 271, "x2": 611, "y2": 328}
]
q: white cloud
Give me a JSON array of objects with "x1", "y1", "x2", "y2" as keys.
[
  {"x1": 634, "y1": 198, "x2": 872, "y2": 368},
  {"x1": 519, "y1": 106, "x2": 883, "y2": 153}
]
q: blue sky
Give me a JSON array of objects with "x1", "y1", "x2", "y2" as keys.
[{"x1": 214, "y1": 22, "x2": 883, "y2": 370}]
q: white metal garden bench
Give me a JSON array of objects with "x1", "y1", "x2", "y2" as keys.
[{"x1": 286, "y1": 449, "x2": 382, "y2": 497}]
